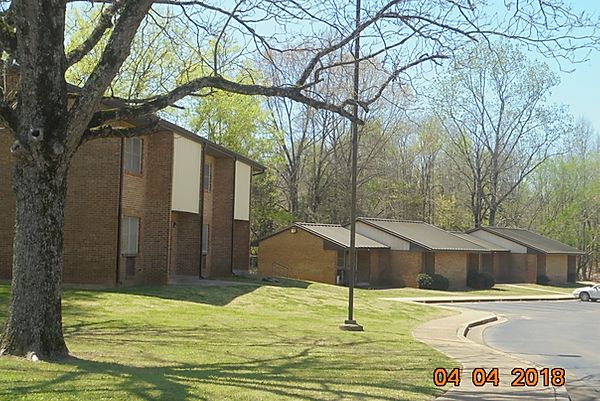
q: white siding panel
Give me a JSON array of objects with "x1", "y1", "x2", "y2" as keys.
[
  {"x1": 354, "y1": 221, "x2": 411, "y2": 250},
  {"x1": 234, "y1": 161, "x2": 251, "y2": 221},
  {"x1": 470, "y1": 230, "x2": 528, "y2": 253},
  {"x1": 171, "y1": 134, "x2": 202, "y2": 213}
]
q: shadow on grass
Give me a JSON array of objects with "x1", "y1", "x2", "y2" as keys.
[
  {"x1": 2, "y1": 347, "x2": 441, "y2": 401},
  {"x1": 111, "y1": 277, "x2": 311, "y2": 307},
  {"x1": 53, "y1": 277, "x2": 310, "y2": 309}
]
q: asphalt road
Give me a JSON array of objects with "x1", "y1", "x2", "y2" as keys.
[{"x1": 457, "y1": 300, "x2": 600, "y2": 401}]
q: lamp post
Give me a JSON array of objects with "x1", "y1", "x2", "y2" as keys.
[{"x1": 339, "y1": 0, "x2": 363, "y2": 332}]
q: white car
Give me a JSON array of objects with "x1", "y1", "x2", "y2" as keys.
[{"x1": 573, "y1": 284, "x2": 600, "y2": 301}]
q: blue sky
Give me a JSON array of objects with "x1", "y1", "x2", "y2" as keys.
[{"x1": 547, "y1": 0, "x2": 600, "y2": 134}]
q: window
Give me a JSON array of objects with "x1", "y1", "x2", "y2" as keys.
[
  {"x1": 203, "y1": 162, "x2": 212, "y2": 192},
  {"x1": 202, "y1": 223, "x2": 209, "y2": 254},
  {"x1": 337, "y1": 250, "x2": 345, "y2": 269},
  {"x1": 124, "y1": 137, "x2": 142, "y2": 174},
  {"x1": 121, "y1": 216, "x2": 140, "y2": 255}
]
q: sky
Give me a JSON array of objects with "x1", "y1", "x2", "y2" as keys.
[
  {"x1": 544, "y1": 0, "x2": 600, "y2": 135},
  {"x1": 551, "y1": 53, "x2": 600, "y2": 133}
]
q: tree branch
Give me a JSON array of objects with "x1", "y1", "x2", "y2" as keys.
[
  {"x1": 65, "y1": 0, "x2": 154, "y2": 157},
  {"x1": 0, "y1": 16, "x2": 16, "y2": 56},
  {"x1": 66, "y1": 1, "x2": 124, "y2": 67},
  {"x1": 81, "y1": 115, "x2": 161, "y2": 143},
  {"x1": 89, "y1": 74, "x2": 362, "y2": 127}
]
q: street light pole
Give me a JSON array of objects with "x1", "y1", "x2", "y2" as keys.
[{"x1": 340, "y1": 0, "x2": 363, "y2": 332}]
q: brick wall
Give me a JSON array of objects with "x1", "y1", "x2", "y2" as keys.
[
  {"x1": 63, "y1": 138, "x2": 121, "y2": 285},
  {"x1": 356, "y1": 250, "x2": 372, "y2": 284},
  {"x1": 201, "y1": 154, "x2": 214, "y2": 277},
  {"x1": 368, "y1": 249, "x2": 390, "y2": 287},
  {"x1": 209, "y1": 157, "x2": 235, "y2": 277},
  {"x1": 258, "y1": 228, "x2": 336, "y2": 284},
  {"x1": 232, "y1": 219, "x2": 250, "y2": 271},
  {"x1": 384, "y1": 251, "x2": 422, "y2": 287},
  {"x1": 545, "y1": 254, "x2": 567, "y2": 284},
  {"x1": 508, "y1": 254, "x2": 537, "y2": 283},
  {"x1": 170, "y1": 211, "x2": 201, "y2": 276},
  {"x1": 435, "y1": 252, "x2": 467, "y2": 289},
  {"x1": 119, "y1": 132, "x2": 172, "y2": 285},
  {"x1": 0, "y1": 133, "x2": 121, "y2": 285},
  {"x1": 0, "y1": 133, "x2": 16, "y2": 279},
  {"x1": 493, "y1": 252, "x2": 511, "y2": 282}
]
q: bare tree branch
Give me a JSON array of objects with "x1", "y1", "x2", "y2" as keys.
[
  {"x1": 88, "y1": 74, "x2": 361, "y2": 127},
  {"x1": 81, "y1": 114, "x2": 161, "y2": 142},
  {"x1": 66, "y1": 1, "x2": 124, "y2": 67}
]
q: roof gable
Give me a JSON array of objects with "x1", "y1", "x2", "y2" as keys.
[
  {"x1": 259, "y1": 222, "x2": 389, "y2": 250},
  {"x1": 468, "y1": 227, "x2": 583, "y2": 255},
  {"x1": 452, "y1": 233, "x2": 509, "y2": 252},
  {"x1": 357, "y1": 218, "x2": 488, "y2": 252}
]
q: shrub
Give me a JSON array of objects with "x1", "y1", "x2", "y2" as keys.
[
  {"x1": 467, "y1": 271, "x2": 496, "y2": 289},
  {"x1": 416, "y1": 273, "x2": 433, "y2": 289},
  {"x1": 536, "y1": 274, "x2": 550, "y2": 285},
  {"x1": 430, "y1": 273, "x2": 450, "y2": 290}
]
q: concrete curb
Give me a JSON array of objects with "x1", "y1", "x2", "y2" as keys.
[
  {"x1": 414, "y1": 307, "x2": 572, "y2": 400},
  {"x1": 460, "y1": 315, "x2": 498, "y2": 338},
  {"x1": 416, "y1": 296, "x2": 574, "y2": 304},
  {"x1": 385, "y1": 295, "x2": 575, "y2": 304}
]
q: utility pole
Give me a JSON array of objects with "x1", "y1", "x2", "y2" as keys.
[{"x1": 340, "y1": 0, "x2": 363, "y2": 332}]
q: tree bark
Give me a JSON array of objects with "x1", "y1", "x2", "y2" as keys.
[{"x1": 0, "y1": 161, "x2": 69, "y2": 360}]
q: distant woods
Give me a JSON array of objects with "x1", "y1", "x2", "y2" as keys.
[{"x1": 231, "y1": 43, "x2": 598, "y2": 279}]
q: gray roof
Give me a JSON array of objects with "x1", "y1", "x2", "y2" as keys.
[
  {"x1": 452, "y1": 233, "x2": 509, "y2": 252},
  {"x1": 297, "y1": 223, "x2": 389, "y2": 249},
  {"x1": 357, "y1": 218, "x2": 488, "y2": 252},
  {"x1": 469, "y1": 227, "x2": 584, "y2": 255}
]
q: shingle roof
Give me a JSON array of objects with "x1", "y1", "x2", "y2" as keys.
[
  {"x1": 469, "y1": 227, "x2": 584, "y2": 255},
  {"x1": 357, "y1": 218, "x2": 488, "y2": 252},
  {"x1": 452, "y1": 233, "x2": 509, "y2": 252},
  {"x1": 297, "y1": 223, "x2": 389, "y2": 249}
]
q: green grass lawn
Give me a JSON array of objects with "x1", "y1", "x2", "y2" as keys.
[{"x1": 0, "y1": 281, "x2": 456, "y2": 401}]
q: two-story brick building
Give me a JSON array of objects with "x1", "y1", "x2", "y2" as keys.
[{"x1": 0, "y1": 118, "x2": 263, "y2": 286}]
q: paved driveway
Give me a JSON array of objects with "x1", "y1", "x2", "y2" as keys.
[{"x1": 458, "y1": 301, "x2": 600, "y2": 400}]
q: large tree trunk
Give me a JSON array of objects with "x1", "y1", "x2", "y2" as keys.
[{"x1": 0, "y1": 161, "x2": 69, "y2": 360}]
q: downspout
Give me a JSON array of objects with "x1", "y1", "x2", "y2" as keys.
[
  {"x1": 115, "y1": 138, "x2": 125, "y2": 286},
  {"x1": 230, "y1": 157, "x2": 237, "y2": 274},
  {"x1": 199, "y1": 145, "x2": 206, "y2": 279}
]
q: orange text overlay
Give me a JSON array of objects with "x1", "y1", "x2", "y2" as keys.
[{"x1": 433, "y1": 367, "x2": 566, "y2": 387}]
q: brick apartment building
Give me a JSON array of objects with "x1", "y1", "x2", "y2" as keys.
[{"x1": 0, "y1": 118, "x2": 264, "y2": 286}]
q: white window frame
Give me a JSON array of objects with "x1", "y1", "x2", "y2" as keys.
[
  {"x1": 121, "y1": 216, "x2": 140, "y2": 255},
  {"x1": 203, "y1": 162, "x2": 212, "y2": 192},
  {"x1": 202, "y1": 223, "x2": 209, "y2": 254},
  {"x1": 124, "y1": 137, "x2": 142, "y2": 174}
]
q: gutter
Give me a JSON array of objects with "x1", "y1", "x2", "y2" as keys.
[
  {"x1": 199, "y1": 145, "x2": 206, "y2": 279},
  {"x1": 230, "y1": 157, "x2": 237, "y2": 274},
  {"x1": 115, "y1": 138, "x2": 125, "y2": 286}
]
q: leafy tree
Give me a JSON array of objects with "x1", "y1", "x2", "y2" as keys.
[
  {"x1": 433, "y1": 42, "x2": 572, "y2": 227},
  {"x1": 530, "y1": 120, "x2": 600, "y2": 279}
]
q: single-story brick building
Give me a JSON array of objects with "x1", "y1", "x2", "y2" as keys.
[
  {"x1": 0, "y1": 115, "x2": 264, "y2": 286},
  {"x1": 466, "y1": 227, "x2": 583, "y2": 284},
  {"x1": 353, "y1": 218, "x2": 494, "y2": 289},
  {"x1": 452, "y1": 233, "x2": 510, "y2": 279},
  {"x1": 257, "y1": 223, "x2": 389, "y2": 286}
]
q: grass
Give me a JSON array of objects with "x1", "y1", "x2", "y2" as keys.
[
  {"x1": 0, "y1": 280, "x2": 457, "y2": 401},
  {"x1": 371, "y1": 282, "x2": 582, "y2": 299}
]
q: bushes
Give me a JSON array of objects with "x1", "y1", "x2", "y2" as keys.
[
  {"x1": 416, "y1": 273, "x2": 450, "y2": 290},
  {"x1": 416, "y1": 273, "x2": 432, "y2": 289},
  {"x1": 536, "y1": 274, "x2": 550, "y2": 285},
  {"x1": 467, "y1": 271, "x2": 496, "y2": 289}
]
